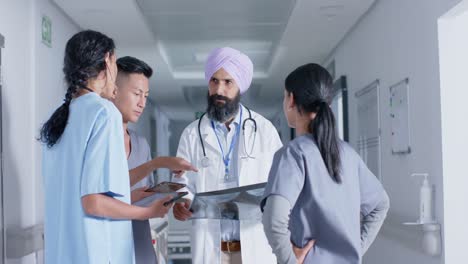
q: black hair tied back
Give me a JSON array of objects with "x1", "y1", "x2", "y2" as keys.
[
  {"x1": 285, "y1": 63, "x2": 342, "y2": 183},
  {"x1": 39, "y1": 30, "x2": 115, "y2": 148}
]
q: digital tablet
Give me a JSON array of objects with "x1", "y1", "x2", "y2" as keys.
[{"x1": 145, "y1": 181, "x2": 186, "y2": 193}]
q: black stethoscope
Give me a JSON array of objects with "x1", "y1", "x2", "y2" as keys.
[{"x1": 198, "y1": 105, "x2": 257, "y2": 168}]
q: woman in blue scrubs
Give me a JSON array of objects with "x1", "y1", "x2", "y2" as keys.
[
  {"x1": 40, "y1": 30, "x2": 173, "y2": 264},
  {"x1": 261, "y1": 63, "x2": 390, "y2": 264}
]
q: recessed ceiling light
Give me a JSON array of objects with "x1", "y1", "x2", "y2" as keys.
[{"x1": 193, "y1": 52, "x2": 209, "y2": 63}]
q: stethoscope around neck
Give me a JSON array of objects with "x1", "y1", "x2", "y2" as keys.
[{"x1": 198, "y1": 106, "x2": 257, "y2": 168}]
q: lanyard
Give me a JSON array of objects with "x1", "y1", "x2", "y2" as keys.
[{"x1": 211, "y1": 106, "x2": 243, "y2": 179}]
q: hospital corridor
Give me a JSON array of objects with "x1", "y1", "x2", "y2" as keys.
[{"x1": 1, "y1": 0, "x2": 468, "y2": 263}]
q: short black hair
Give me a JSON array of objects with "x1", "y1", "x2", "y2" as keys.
[{"x1": 116, "y1": 56, "x2": 153, "y2": 78}]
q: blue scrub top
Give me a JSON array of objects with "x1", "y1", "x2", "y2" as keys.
[
  {"x1": 42, "y1": 93, "x2": 135, "y2": 264},
  {"x1": 262, "y1": 135, "x2": 387, "y2": 264}
]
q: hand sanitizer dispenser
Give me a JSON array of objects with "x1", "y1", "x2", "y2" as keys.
[
  {"x1": 402, "y1": 173, "x2": 441, "y2": 256},
  {"x1": 411, "y1": 173, "x2": 434, "y2": 224}
]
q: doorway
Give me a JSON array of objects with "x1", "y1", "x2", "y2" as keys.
[{"x1": 438, "y1": 1, "x2": 468, "y2": 262}]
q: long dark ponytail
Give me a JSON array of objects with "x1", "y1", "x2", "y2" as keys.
[
  {"x1": 39, "y1": 30, "x2": 115, "y2": 148},
  {"x1": 285, "y1": 63, "x2": 342, "y2": 183}
]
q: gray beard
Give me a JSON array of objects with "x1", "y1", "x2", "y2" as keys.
[{"x1": 206, "y1": 93, "x2": 241, "y2": 123}]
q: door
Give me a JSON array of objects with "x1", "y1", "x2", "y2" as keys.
[{"x1": 355, "y1": 79, "x2": 382, "y2": 182}]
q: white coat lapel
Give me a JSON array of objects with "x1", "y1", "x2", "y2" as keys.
[
  {"x1": 200, "y1": 116, "x2": 223, "y2": 192},
  {"x1": 243, "y1": 118, "x2": 256, "y2": 155},
  {"x1": 238, "y1": 106, "x2": 257, "y2": 186},
  {"x1": 200, "y1": 117, "x2": 221, "y2": 156}
]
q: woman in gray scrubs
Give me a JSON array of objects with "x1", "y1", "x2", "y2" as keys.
[{"x1": 261, "y1": 63, "x2": 390, "y2": 264}]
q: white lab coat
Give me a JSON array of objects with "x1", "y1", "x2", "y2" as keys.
[{"x1": 175, "y1": 105, "x2": 283, "y2": 264}]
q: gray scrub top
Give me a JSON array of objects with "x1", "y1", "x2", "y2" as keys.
[
  {"x1": 128, "y1": 129, "x2": 156, "y2": 264},
  {"x1": 262, "y1": 135, "x2": 387, "y2": 264}
]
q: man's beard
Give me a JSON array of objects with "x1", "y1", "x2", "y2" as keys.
[{"x1": 206, "y1": 92, "x2": 241, "y2": 123}]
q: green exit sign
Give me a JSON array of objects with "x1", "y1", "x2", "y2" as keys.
[{"x1": 42, "y1": 15, "x2": 52, "y2": 47}]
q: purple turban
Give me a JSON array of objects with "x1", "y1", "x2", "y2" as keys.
[{"x1": 205, "y1": 47, "x2": 253, "y2": 94}]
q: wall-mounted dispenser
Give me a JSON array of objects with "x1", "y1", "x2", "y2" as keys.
[
  {"x1": 403, "y1": 172, "x2": 441, "y2": 257},
  {"x1": 412, "y1": 173, "x2": 434, "y2": 224}
]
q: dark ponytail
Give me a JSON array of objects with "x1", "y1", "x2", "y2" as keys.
[
  {"x1": 285, "y1": 63, "x2": 342, "y2": 183},
  {"x1": 39, "y1": 30, "x2": 115, "y2": 148}
]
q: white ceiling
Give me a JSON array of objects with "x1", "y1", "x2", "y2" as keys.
[
  {"x1": 136, "y1": 0, "x2": 295, "y2": 74},
  {"x1": 52, "y1": 0, "x2": 375, "y2": 120}
]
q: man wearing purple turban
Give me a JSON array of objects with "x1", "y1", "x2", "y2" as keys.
[{"x1": 173, "y1": 47, "x2": 283, "y2": 264}]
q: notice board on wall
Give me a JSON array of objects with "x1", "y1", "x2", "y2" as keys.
[{"x1": 389, "y1": 78, "x2": 411, "y2": 155}]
